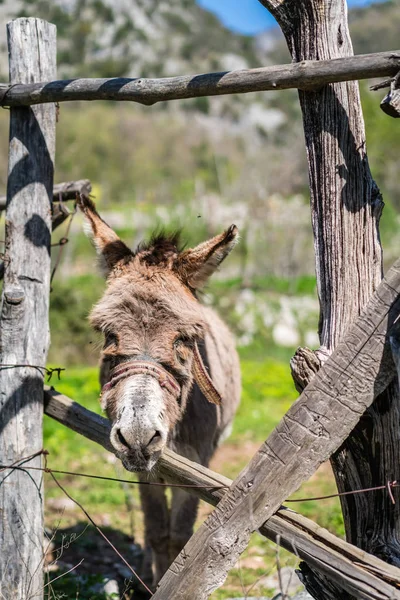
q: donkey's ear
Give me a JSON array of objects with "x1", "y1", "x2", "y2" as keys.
[
  {"x1": 175, "y1": 225, "x2": 238, "y2": 289},
  {"x1": 78, "y1": 194, "x2": 133, "y2": 275}
]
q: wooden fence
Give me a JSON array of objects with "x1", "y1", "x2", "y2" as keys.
[{"x1": 0, "y1": 5, "x2": 400, "y2": 600}]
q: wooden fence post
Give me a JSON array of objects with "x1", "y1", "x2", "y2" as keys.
[
  {"x1": 0, "y1": 18, "x2": 56, "y2": 600},
  {"x1": 257, "y1": 0, "x2": 400, "y2": 596}
]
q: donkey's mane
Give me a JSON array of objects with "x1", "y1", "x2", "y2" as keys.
[{"x1": 135, "y1": 230, "x2": 184, "y2": 266}]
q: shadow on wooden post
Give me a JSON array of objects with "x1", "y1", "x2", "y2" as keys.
[{"x1": 0, "y1": 18, "x2": 56, "y2": 600}]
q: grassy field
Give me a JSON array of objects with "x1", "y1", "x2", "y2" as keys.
[{"x1": 43, "y1": 355, "x2": 343, "y2": 599}]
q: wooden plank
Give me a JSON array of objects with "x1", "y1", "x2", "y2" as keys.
[
  {"x1": 0, "y1": 50, "x2": 398, "y2": 107},
  {"x1": 152, "y1": 258, "x2": 400, "y2": 599},
  {"x1": 43, "y1": 388, "x2": 400, "y2": 600},
  {"x1": 0, "y1": 18, "x2": 56, "y2": 600}
]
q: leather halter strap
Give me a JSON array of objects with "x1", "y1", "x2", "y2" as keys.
[
  {"x1": 192, "y1": 343, "x2": 222, "y2": 405},
  {"x1": 101, "y1": 360, "x2": 181, "y2": 399},
  {"x1": 100, "y1": 343, "x2": 222, "y2": 406}
]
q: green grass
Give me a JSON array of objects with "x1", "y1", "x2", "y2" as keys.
[
  {"x1": 44, "y1": 358, "x2": 343, "y2": 598},
  {"x1": 232, "y1": 358, "x2": 298, "y2": 443},
  {"x1": 210, "y1": 274, "x2": 317, "y2": 296}
]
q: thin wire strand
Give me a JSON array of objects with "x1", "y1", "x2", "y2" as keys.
[
  {"x1": 0, "y1": 449, "x2": 44, "y2": 474},
  {"x1": 0, "y1": 364, "x2": 65, "y2": 381},
  {"x1": 286, "y1": 481, "x2": 399, "y2": 503},
  {"x1": 0, "y1": 462, "x2": 228, "y2": 490},
  {"x1": 1, "y1": 456, "x2": 399, "y2": 501}
]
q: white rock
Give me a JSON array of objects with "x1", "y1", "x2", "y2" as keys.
[
  {"x1": 305, "y1": 330, "x2": 319, "y2": 348},
  {"x1": 273, "y1": 322, "x2": 300, "y2": 347}
]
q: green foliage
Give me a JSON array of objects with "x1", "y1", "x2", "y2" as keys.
[
  {"x1": 231, "y1": 358, "x2": 297, "y2": 444},
  {"x1": 45, "y1": 571, "x2": 118, "y2": 600},
  {"x1": 49, "y1": 275, "x2": 104, "y2": 366},
  {"x1": 349, "y1": 1, "x2": 400, "y2": 55},
  {"x1": 44, "y1": 367, "x2": 101, "y2": 459},
  {"x1": 210, "y1": 274, "x2": 317, "y2": 296}
]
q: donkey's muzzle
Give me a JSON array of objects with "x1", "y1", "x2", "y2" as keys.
[
  {"x1": 107, "y1": 373, "x2": 169, "y2": 472},
  {"x1": 110, "y1": 423, "x2": 165, "y2": 472}
]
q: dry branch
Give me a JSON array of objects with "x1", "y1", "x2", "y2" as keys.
[
  {"x1": 43, "y1": 387, "x2": 400, "y2": 600},
  {"x1": 380, "y1": 70, "x2": 400, "y2": 117},
  {"x1": 0, "y1": 51, "x2": 399, "y2": 107}
]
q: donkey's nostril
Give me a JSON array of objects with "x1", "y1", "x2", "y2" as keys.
[
  {"x1": 116, "y1": 428, "x2": 130, "y2": 449},
  {"x1": 147, "y1": 430, "x2": 162, "y2": 447}
]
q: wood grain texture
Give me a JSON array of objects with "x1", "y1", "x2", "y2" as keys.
[
  {"x1": 149, "y1": 259, "x2": 400, "y2": 599},
  {"x1": 0, "y1": 180, "x2": 91, "y2": 279},
  {"x1": 381, "y1": 70, "x2": 400, "y2": 118},
  {"x1": 258, "y1": 0, "x2": 400, "y2": 595},
  {"x1": 0, "y1": 18, "x2": 56, "y2": 600},
  {"x1": 43, "y1": 387, "x2": 400, "y2": 600},
  {"x1": 0, "y1": 51, "x2": 398, "y2": 107}
]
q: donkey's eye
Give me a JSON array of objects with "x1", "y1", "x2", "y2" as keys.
[
  {"x1": 174, "y1": 338, "x2": 193, "y2": 364},
  {"x1": 104, "y1": 332, "x2": 118, "y2": 348}
]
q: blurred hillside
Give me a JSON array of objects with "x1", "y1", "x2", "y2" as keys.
[{"x1": 0, "y1": 0, "x2": 399, "y2": 364}]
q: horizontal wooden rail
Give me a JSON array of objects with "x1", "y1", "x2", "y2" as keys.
[
  {"x1": 44, "y1": 387, "x2": 400, "y2": 600},
  {"x1": 0, "y1": 51, "x2": 399, "y2": 107},
  {"x1": 0, "y1": 179, "x2": 91, "y2": 211}
]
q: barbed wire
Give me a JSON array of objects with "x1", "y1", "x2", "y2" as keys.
[
  {"x1": 0, "y1": 452, "x2": 228, "y2": 490},
  {"x1": 1, "y1": 450, "x2": 398, "y2": 501},
  {"x1": 0, "y1": 364, "x2": 65, "y2": 381}
]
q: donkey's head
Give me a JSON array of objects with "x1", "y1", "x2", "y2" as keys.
[{"x1": 79, "y1": 195, "x2": 238, "y2": 472}]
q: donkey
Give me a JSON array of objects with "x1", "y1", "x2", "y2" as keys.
[{"x1": 78, "y1": 195, "x2": 241, "y2": 586}]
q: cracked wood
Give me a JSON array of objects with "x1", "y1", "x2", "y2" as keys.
[
  {"x1": 0, "y1": 18, "x2": 56, "y2": 600},
  {"x1": 257, "y1": 0, "x2": 400, "y2": 592}
]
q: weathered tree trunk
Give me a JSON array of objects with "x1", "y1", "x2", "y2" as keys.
[
  {"x1": 0, "y1": 18, "x2": 56, "y2": 600},
  {"x1": 258, "y1": 0, "x2": 400, "y2": 591}
]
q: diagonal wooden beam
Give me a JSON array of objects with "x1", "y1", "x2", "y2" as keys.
[
  {"x1": 43, "y1": 387, "x2": 400, "y2": 600},
  {"x1": 151, "y1": 258, "x2": 400, "y2": 599}
]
